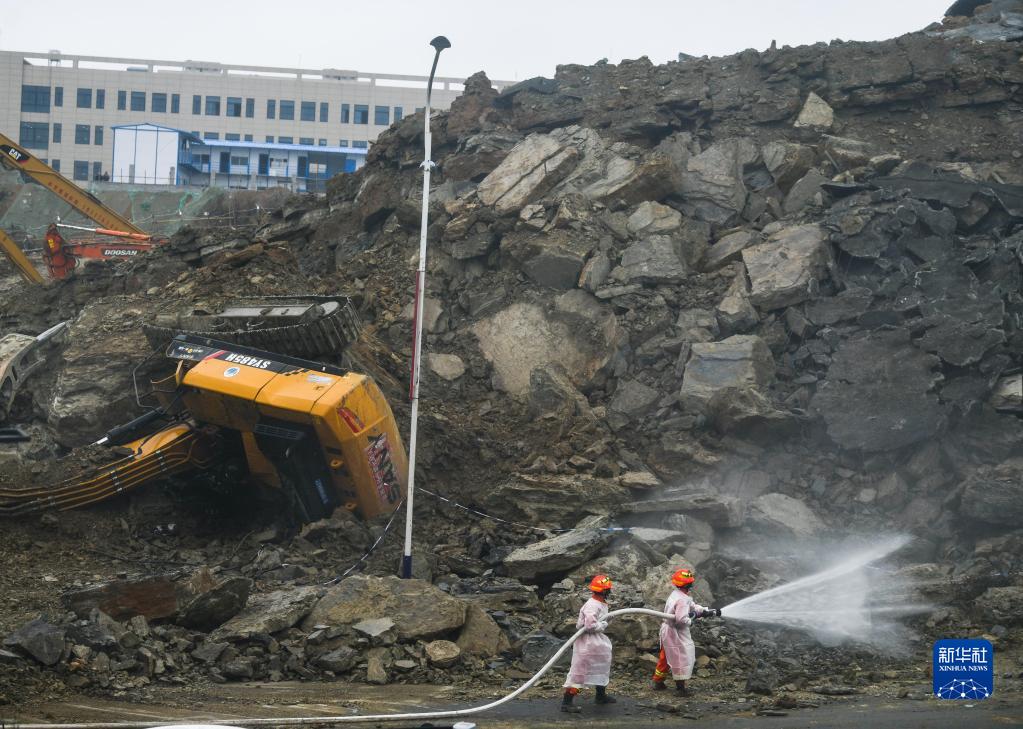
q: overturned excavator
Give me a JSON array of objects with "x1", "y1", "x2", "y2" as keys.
[{"x1": 0, "y1": 334, "x2": 408, "y2": 521}]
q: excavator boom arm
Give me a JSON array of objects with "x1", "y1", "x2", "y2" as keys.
[
  {"x1": 1, "y1": 134, "x2": 146, "y2": 234},
  {"x1": 0, "y1": 229, "x2": 45, "y2": 284}
]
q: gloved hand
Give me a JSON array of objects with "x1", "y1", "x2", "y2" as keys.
[
  {"x1": 597, "y1": 620, "x2": 609, "y2": 632},
  {"x1": 677, "y1": 615, "x2": 692, "y2": 627}
]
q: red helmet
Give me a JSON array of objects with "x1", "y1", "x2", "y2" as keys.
[
  {"x1": 672, "y1": 569, "x2": 695, "y2": 588},
  {"x1": 589, "y1": 574, "x2": 613, "y2": 593}
]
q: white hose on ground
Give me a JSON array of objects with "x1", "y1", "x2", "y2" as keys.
[{"x1": 10, "y1": 608, "x2": 676, "y2": 729}]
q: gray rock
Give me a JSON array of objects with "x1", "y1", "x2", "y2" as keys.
[
  {"x1": 528, "y1": 364, "x2": 591, "y2": 418},
  {"x1": 4, "y1": 619, "x2": 65, "y2": 666},
  {"x1": 191, "y1": 641, "x2": 229, "y2": 664},
  {"x1": 578, "y1": 251, "x2": 612, "y2": 292},
  {"x1": 627, "y1": 201, "x2": 682, "y2": 236},
  {"x1": 313, "y1": 646, "x2": 359, "y2": 673},
  {"x1": 822, "y1": 136, "x2": 876, "y2": 171},
  {"x1": 805, "y1": 287, "x2": 874, "y2": 326},
  {"x1": 520, "y1": 631, "x2": 570, "y2": 672},
  {"x1": 961, "y1": 475, "x2": 1023, "y2": 527},
  {"x1": 504, "y1": 515, "x2": 613, "y2": 581},
  {"x1": 402, "y1": 297, "x2": 444, "y2": 333},
  {"x1": 810, "y1": 330, "x2": 946, "y2": 452},
  {"x1": 501, "y1": 228, "x2": 595, "y2": 289},
  {"x1": 794, "y1": 92, "x2": 834, "y2": 131},
  {"x1": 747, "y1": 493, "x2": 826, "y2": 538},
  {"x1": 302, "y1": 576, "x2": 466, "y2": 640},
  {"x1": 979, "y1": 586, "x2": 1023, "y2": 626},
  {"x1": 622, "y1": 491, "x2": 746, "y2": 528},
  {"x1": 176, "y1": 577, "x2": 252, "y2": 632},
  {"x1": 222, "y1": 657, "x2": 256, "y2": 679},
  {"x1": 783, "y1": 169, "x2": 828, "y2": 215},
  {"x1": 702, "y1": 229, "x2": 759, "y2": 271},
  {"x1": 619, "y1": 236, "x2": 687, "y2": 284},
  {"x1": 678, "y1": 138, "x2": 758, "y2": 225},
  {"x1": 211, "y1": 586, "x2": 321, "y2": 642},
  {"x1": 746, "y1": 659, "x2": 780, "y2": 695},
  {"x1": 366, "y1": 647, "x2": 390, "y2": 684},
  {"x1": 638, "y1": 555, "x2": 714, "y2": 607},
  {"x1": 456, "y1": 605, "x2": 510, "y2": 657},
  {"x1": 762, "y1": 141, "x2": 815, "y2": 190},
  {"x1": 353, "y1": 617, "x2": 397, "y2": 642},
  {"x1": 680, "y1": 335, "x2": 775, "y2": 405},
  {"x1": 477, "y1": 133, "x2": 580, "y2": 214},
  {"x1": 676, "y1": 308, "x2": 720, "y2": 341},
  {"x1": 427, "y1": 353, "x2": 466, "y2": 381},
  {"x1": 716, "y1": 271, "x2": 759, "y2": 335},
  {"x1": 610, "y1": 379, "x2": 660, "y2": 418},
  {"x1": 742, "y1": 224, "x2": 832, "y2": 310}
]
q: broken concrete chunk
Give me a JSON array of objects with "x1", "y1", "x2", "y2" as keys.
[{"x1": 742, "y1": 224, "x2": 832, "y2": 310}]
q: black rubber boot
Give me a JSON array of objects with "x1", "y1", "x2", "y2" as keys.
[
  {"x1": 675, "y1": 680, "x2": 689, "y2": 697},
  {"x1": 652, "y1": 680, "x2": 667, "y2": 691},
  {"x1": 595, "y1": 686, "x2": 617, "y2": 704},
  {"x1": 561, "y1": 691, "x2": 582, "y2": 713}
]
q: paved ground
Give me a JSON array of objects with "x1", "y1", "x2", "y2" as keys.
[{"x1": 6, "y1": 681, "x2": 1023, "y2": 729}]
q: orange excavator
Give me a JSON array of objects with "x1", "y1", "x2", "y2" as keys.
[{"x1": 0, "y1": 132, "x2": 162, "y2": 283}]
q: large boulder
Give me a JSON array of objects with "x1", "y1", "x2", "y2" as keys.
[
  {"x1": 793, "y1": 92, "x2": 834, "y2": 131},
  {"x1": 568, "y1": 538, "x2": 664, "y2": 588},
  {"x1": 528, "y1": 364, "x2": 591, "y2": 417},
  {"x1": 680, "y1": 335, "x2": 775, "y2": 405},
  {"x1": 212, "y1": 586, "x2": 321, "y2": 641},
  {"x1": 678, "y1": 138, "x2": 758, "y2": 225},
  {"x1": 747, "y1": 493, "x2": 826, "y2": 538},
  {"x1": 609, "y1": 379, "x2": 660, "y2": 420},
  {"x1": 4, "y1": 619, "x2": 65, "y2": 666},
  {"x1": 175, "y1": 577, "x2": 252, "y2": 632},
  {"x1": 500, "y1": 228, "x2": 595, "y2": 289},
  {"x1": 456, "y1": 605, "x2": 510, "y2": 656},
  {"x1": 473, "y1": 293, "x2": 623, "y2": 396},
  {"x1": 477, "y1": 133, "x2": 579, "y2": 214},
  {"x1": 622, "y1": 491, "x2": 746, "y2": 528},
  {"x1": 960, "y1": 468, "x2": 1023, "y2": 527},
  {"x1": 302, "y1": 577, "x2": 466, "y2": 640},
  {"x1": 618, "y1": 236, "x2": 688, "y2": 284},
  {"x1": 811, "y1": 330, "x2": 946, "y2": 452},
  {"x1": 485, "y1": 475, "x2": 628, "y2": 524},
  {"x1": 504, "y1": 515, "x2": 613, "y2": 581},
  {"x1": 742, "y1": 224, "x2": 833, "y2": 310},
  {"x1": 762, "y1": 141, "x2": 815, "y2": 190},
  {"x1": 979, "y1": 586, "x2": 1023, "y2": 626}
]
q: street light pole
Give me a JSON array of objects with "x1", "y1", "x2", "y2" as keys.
[{"x1": 401, "y1": 35, "x2": 450, "y2": 579}]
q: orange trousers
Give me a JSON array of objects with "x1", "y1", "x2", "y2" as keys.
[{"x1": 653, "y1": 648, "x2": 670, "y2": 682}]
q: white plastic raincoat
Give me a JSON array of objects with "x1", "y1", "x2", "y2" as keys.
[
  {"x1": 563, "y1": 596, "x2": 612, "y2": 687},
  {"x1": 659, "y1": 588, "x2": 709, "y2": 680}
]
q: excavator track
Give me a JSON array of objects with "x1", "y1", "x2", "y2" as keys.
[
  {"x1": 142, "y1": 296, "x2": 363, "y2": 359},
  {"x1": 0, "y1": 423, "x2": 215, "y2": 516}
]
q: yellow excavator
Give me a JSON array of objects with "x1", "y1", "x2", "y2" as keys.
[
  {"x1": 0, "y1": 132, "x2": 156, "y2": 284},
  {"x1": 0, "y1": 334, "x2": 408, "y2": 521}
]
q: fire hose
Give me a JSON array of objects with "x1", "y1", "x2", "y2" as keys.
[{"x1": 9, "y1": 607, "x2": 685, "y2": 729}]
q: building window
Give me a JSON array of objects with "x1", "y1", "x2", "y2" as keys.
[
  {"x1": 266, "y1": 99, "x2": 276, "y2": 119},
  {"x1": 318, "y1": 138, "x2": 326, "y2": 146},
  {"x1": 76, "y1": 88, "x2": 92, "y2": 108},
  {"x1": 96, "y1": 89, "x2": 105, "y2": 109},
  {"x1": 51, "y1": 159, "x2": 60, "y2": 172},
  {"x1": 300, "y1": 101, "x2": 315, "y2": 122},
  {"x1": 52, "y1": 123, "x2": 62, "y2": 143},
  {"x1": 74, "y1": 124, "x2": 90, "y2": 144},
  {"x1": 118, "y1": 90, "x2": 127, "y2": 110},
  {"x1": 394, "y1": 106, "x2": 403, "y2": 121},
  {"x1": 73, "y1": 161, "x2": 89, "y2": 181},
  {"x1": 94, "y1": 126, "x2": 103, "y2": 145},
  {"x1": 340, "y1": 103, "x2": 350, "y2": 123},
  {"x1": 192, "y1": 95, "x2": 202, "y2": 114},
  {"x1": 278, "y1": 136, "x2": 293, "y2": 144},
  {"x1": 92, "y1": 161, "x2": 102, "y2": 180},
  {"x1": 225, "y1": 133, "x2": 240, "y2": 141},
  {"x1": 339, "y1": 139, "x2": 349, "y2": 147},
  {"x1": 231, "y1": 155, "x2": 248, "y2": 168},
  {"x1": 152, "y1": 93, "x2": 167, "y2": 113},
  {"x1": 354, "y1": 104, "x2": 369, "y2": 124},
  {"x1": 319, "y1": 102, "x2": 328, "y2": 122},
  {"x1": 280, "y1": 100, "x2": 295, "y2": 120},
  {"x1": 204, "y1": 132, "x2": 219, "y2": 140},
  {"x1": 226, "y1": 97, "x2": 242, "y2": 117},
  {"x1": 374, "y1": 106, "x2": 389, "y2": 125},
  {"x1": 19, "y1": 122, "x2": 49, "y2": 149},
  {"x1": 245, "y1": 98, "x2": 254, "y2": 118},
  {"x1": 352, "y1": 140, "x2": 368, "y2": 149},
  {"x1": 415, "y1": 106, "x2": 425, "y2": 114},
  {"x1": 54, "y1": 86, "x2": 63, "y2": 107},
  {"x1": 21, "y1": 85, "x2": 50, "y2": 113},
  {"x1": 205, "y1": 96, "x2": 221, "y2": 115},
  {"x1": 299, "y1": 137, "x2": 313, "y2": 146},
  {"x1": 171, "y1": 93, "x2": 180, "y2": 113},
  {"x1": 244, "y1": 134, "x2": 253, "y2": 142},
  {"x1": 265, "y1": 135, "x2": 274, "y2": 143},
  {"x1": 130, "y1": 91, "x2": 146, "y2": 111}
]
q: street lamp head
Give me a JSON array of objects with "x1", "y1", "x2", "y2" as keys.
[{"x1": 430, "y1": 36, "x2": 451, "y2": 52}]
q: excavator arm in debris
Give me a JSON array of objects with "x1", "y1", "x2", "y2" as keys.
[
  {"x1": 0, "y1": 229, "x2": 45, "y2": 284},
  {"x1": 0, "y1": 321, "x2": 69, "y2": 420},
  {"x1": 0, "y1": 423, "x2": 216, "y2": 515}
]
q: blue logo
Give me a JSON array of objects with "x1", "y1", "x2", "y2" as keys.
[{"x1": 933, "y1": 639, "x2": 993, "y2": 699}]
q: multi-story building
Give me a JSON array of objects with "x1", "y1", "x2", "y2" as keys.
[{"x1": 1, "y1": 49, "x2": 493, "y2": 184}]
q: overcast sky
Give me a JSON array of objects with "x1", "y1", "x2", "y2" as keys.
[{"x1": 3, "y1": 1, "x2": 951, "y2": 82}]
